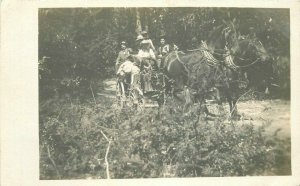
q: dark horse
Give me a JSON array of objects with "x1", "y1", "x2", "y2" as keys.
[
  {"x1": 162, "y1": 45, "x2": 240, "y2": 118},
  {"x1": 208, "y1": 20, "x2": 272, "y2": 92},
  {"x1": 162, "y1": 23, "x2": 271, "y2": 118}
]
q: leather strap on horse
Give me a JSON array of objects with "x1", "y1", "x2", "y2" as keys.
[
  {"x1": 225, "y1": 55, "x2": 239, "y2": 70},
  {"x1": 201, "y1": 50, "x2": 219, "y2": 66},
  {"x1": 234, "y1": 57, "x2": 261, "y2": 68},
  {"x1": 198, "y1": 41, "x2": 223, "y2": 66},
  {"x1": 175, "y1": 48, "x2": 218, "y2": 69},
  {"x1": 186, "y1": 44, "x2": 261, "y2": 69}
]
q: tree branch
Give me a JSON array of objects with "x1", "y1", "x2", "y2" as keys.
[
  {"x1": 100, "y1": 130, "x2": 111, "y2": 179},
  {"x1": 47, "y1": 145, "x2": 61, "y2": 179},
  {"x1": 90, "y1": 82, "x2": 97, "y2": 106}
]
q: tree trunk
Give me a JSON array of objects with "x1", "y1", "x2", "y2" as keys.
[
  {"x1": 136, "y1": 8, "x2": 142, "y2": 34},
  {"x1": 144, "y1": 9, "x2": 149, "y2": 32}
]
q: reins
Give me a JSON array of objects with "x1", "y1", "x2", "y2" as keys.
[{"x1": 232, "y1": 57, "x2": 261, "y2": 68}]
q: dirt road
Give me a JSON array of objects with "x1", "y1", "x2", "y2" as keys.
[
  {"x1": 238, "y1": 99, "x2": 290, "y2": 139},
  {"x1": 101, "y1": 78, "x2": 290, "y2": 139}
]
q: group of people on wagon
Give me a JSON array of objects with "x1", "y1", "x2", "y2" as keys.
[{"x1": 116, "y1": 31, "x2": 178, "y2": 96}]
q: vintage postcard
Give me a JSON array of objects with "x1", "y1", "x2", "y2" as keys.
[{"x1": 1, "y1": 0, "x2": 299, "y2": 185}]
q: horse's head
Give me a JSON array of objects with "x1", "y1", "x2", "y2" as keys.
[
  {"x1": 229, "y1": 37, "x2": 275, "y2": 93},
  {"x1": 250, "y1": 39, "x2": 269, "y2": 62},
  {"x1": 207, "y1": 19, "x2": 240, "y2": 59},
  {"x1": 207, "y1": 24, "x2": 227, "y2": 51},
  {"x1": 214, "y1": 22, "x2": 273, "y2": 92},
  {"x1": 230, "y1": 37, "x2": 269, "y2": 64}
]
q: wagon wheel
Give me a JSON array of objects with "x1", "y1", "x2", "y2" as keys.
[
  {"x1": 115, "y1": 80, "x2": 126, "y2": 109},
  {"x1": 149, "y1": 71, "x2": 166, "y2": 106},
  {"x1": 127, "y1": 88, "x2": 145, "y2": 111}
]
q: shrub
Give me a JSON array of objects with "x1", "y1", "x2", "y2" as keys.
[{"x1": 40, "y1": 97, "x2": 290, "y2": 179}]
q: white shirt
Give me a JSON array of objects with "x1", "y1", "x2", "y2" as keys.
[
  {"x1": 117, "y1": 60, "x2": 140, "y2": 75},
  {"x1": 143, "y1": 39, "x2": 155, "y2": 51},
  {"x1": 137, "y1": 49, "x2": 156, "y2": 60}
]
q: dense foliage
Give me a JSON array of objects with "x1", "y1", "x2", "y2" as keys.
[
  {"x1": 39, "y1": 8, "x2": 291, "y2": 179},
  {"x1": 40, "y1": 97, "x2": 290, "y2": 179}
]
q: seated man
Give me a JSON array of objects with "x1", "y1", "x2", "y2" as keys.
[
  {"x1": 115, "y1": 41, "x2": 132, "y2": 72},
  {"x1": 157, "y1": 36, "x2": 170, "y2": 69},
  {"x1": 157, "y1": 36, "x2": 179, "y2": 68},
  {"x1": 158, "y1": 37, "x2": 170, "y2": 58}
]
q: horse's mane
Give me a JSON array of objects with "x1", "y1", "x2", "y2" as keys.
[{"x1": 207, "y1": 24, "x2": 226, "y2": 50}]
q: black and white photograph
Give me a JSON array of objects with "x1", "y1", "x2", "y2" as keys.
[
  {"x1": 38, "y1": 7, "x2": 291, "y2": 179},
  {"x1": 3, "y1": 1, "x2": 300, "y2": 185}
]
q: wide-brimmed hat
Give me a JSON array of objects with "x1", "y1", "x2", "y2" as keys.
[
  {"x1": 159, "y1": 33, "x2": 166, "y2": 39},
  {"x1": 120, "y1": 41, "x2": 126, "y2": 45},
  {"x1": 141, "y1": 31, "x2": 148, "y2": 36},
  {"x1": 136, "y1": 35, "x2": 144, "y2": 41},
  {"x1": 160, "y1": 37, "x2": 166, "y2": 41}
]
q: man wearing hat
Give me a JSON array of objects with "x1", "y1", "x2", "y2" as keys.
[
  {"x1": 157, "y1": 36, "x2": 170, "y2": 69},
  {"x1": 158, "y1": 37, "x2": 170, "y2": 57},
  {"x1": 116, "y1": 41, "x2": 132, "y2": 72}
]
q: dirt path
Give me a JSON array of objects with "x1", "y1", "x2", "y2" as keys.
[
  {"x1": 96, "y1": 78, "x2": 117, "y2": 99},
  {"x1": 238, "y1": 99, "x2": 290, "y2": 139},
  {"x1": 103, "y1": 78, "x2": 117, "y2": 92},
  {"x1": 100, "y1": 78, "x2": 290, "y2": 139}
]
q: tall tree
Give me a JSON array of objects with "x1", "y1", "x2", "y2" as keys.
[{"x1": 136, "y1": 8, "x2": 142, "y2": 34}]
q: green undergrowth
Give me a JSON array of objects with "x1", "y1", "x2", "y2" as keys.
[{"x1": 40, "y1": 95, "x2": 291, "y2": 179}]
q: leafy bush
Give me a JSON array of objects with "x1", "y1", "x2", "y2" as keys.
[{"x1": 40, "y1": 96, "x2": 290, "y2": 179}]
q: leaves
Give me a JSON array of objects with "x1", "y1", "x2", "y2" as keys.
[
  {"x1": 39, "y1": 7, "x2": 290, "y2": 179},
  {"x1": 39, "y1": 96, "x2": 290, "y2": 179},
  {"x1": 39, "y1": 8, "x2": 289, "y2": 99}
]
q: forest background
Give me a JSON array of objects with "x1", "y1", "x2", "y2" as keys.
[{"x1": 38, "y1": 8, "x2": 290, "y2": 179}]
